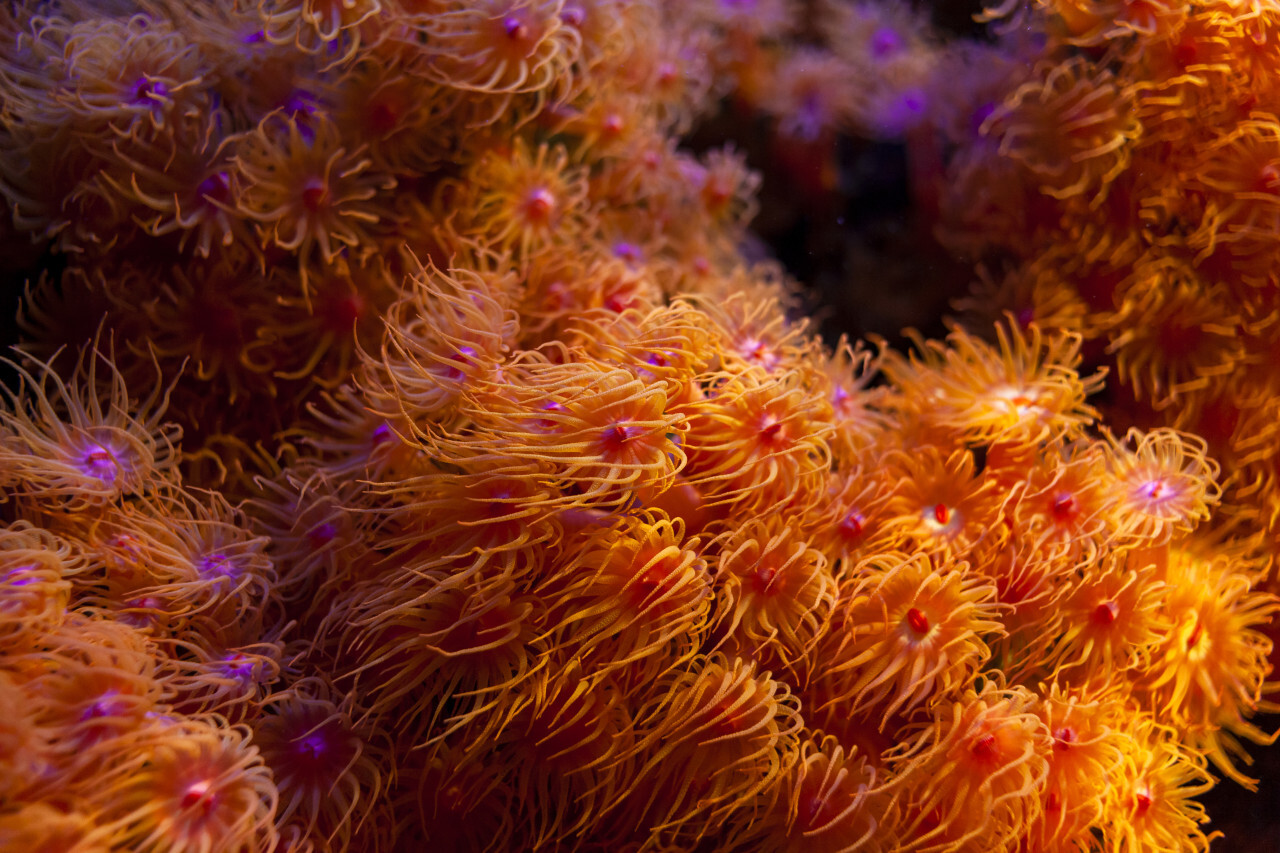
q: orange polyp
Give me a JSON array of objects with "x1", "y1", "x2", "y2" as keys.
[
  {"x1": 300, "y1": 178, "x2": 328, "y2": 212},
  {"x1": 906, "y1": 607, "x2": 930, "y2": 635},
  {"x1": 1091, "y1": 600, "x2": 1119, "y2": 627},
  {"x1": 525, "y1": 188, "x2": 556, "y2": 220},
  {"x1": 1133, "y1": 788, "x2": 1153, "y2": 817},
  {"x1": 752, "y1": 565, "x2": 777, "y2": 595},
  {"x1": 1185, "y1": 617, "x2": 1202, "y2": 650},
  {"x1": 971, "y1": 732, "x2": 998, "y2": 760},
  {"x1": 181, "y1": 779, "x2": 216, "y2": 813}
]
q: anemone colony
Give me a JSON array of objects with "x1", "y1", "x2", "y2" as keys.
[{"x1": 1, "y1": 0, "x2": 1279, "y2": 851}]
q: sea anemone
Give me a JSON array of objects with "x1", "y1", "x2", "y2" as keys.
[
  {"x1": 1106, "y1": 717, "x2": 1218, "y2": 853},
  {"x1": 711, "y1": 517, "x2": 837, "y2": 683},
  {"x1": 814, "y1": 551, "x2": 1003, "y2": 727},
  {"x1": 96, "y1": 718, "x2": 279, "y2": 853},
  {"x1": 461, "y1": 139, "x2": 590, "y2": 260},
  {"x1": 762, "y1": 732, "x2": 883, "y2": 853},
  {"x1": 613, "y1": 654, "x2": 803, "y2": 843},
  {"x1": 413, "y1": 0, "x2": 583, "y2": 126},
  {"x1": 1103, "y1": 427, "x2": 1221, "y2": 544},
  {"x1": 0, "y1": 345, "x2": 181, "y2": 513},
  {"x1": 253, "y1": 676, "x2": 385, "y2": 851},
  {"x1": 886, "y1": 678, "x2": 1051, "y2": 853},
  {"x1": 982, "y1": 56, "x2": 1142, "y2": 205},
  {"x1": 880, "y1": 321, "x2": 1104, "y2": 452},
  {"x1": 541, "y1": 512, "x2": 711, "y2": 688},
  {"x1": 234, "y1": 113, "x2": 395, "y2": 288},
  {"x1": 1140, "y1": 542, "x2": 1280, "y2": 788}
]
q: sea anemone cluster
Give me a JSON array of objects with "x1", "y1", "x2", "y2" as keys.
[
  {"x1": 1, "y1": 0, "x2": 1278, "y2": 852},
  {"x1": 926, "y1": 0, "x2": 1280, "y2": 573}
]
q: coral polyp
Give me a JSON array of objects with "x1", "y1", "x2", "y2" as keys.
[{"x1": 2, "y1": 0, "x2": 1279, "y2": 850}]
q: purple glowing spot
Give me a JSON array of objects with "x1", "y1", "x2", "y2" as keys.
[
  {"x1": 371, "y1": 421, "x2": 393, "y2": 446},
  {"x1": 613, "y1": 242, "x2": 642, "y2": 264},
  {"x1": 870, "y1": 26, "x2": 903, "y2": 59},
  {"x1": 899, "y1": 88, "x2": 927, "y2": 115},
  {"x1": 295, "y1": 732, "x2": 329, "y2": 759},
  {"x1": 503, "y1": 16, "x2": 528, "y2": 39},
  {"x1": 197, "y1": 171, "x2": 231, "y2": 204},
  {"x1": 874, "y1": 87, "x2": 929, "y2": 136},
  {"x1": 560, "y1": 5, "x2": 585, "y2": 26},
  {"x1": 80, "y1": 691, "x2": 123, "y2": 722},
  {"x1": 199, "y1": 553, "x2": 237, "y2": 579},
  {"x1": 243, "y1": 29, "x2": 267, "y2": 44},
  {"x1": 221, "y1": 654, "x2": 257, "y2": 682},
  {"x1": 130, "y1": 77, "x2": 169, "y2": 106},
  {"x1": 307, "y1": 522, "x2": 338, "y2": 547},
  {"x1": 535, "y1": 401, "x2": 566, "y2": 430},
  {"x1": 81, "y1": 444, "x2": 120, "y2": 483},
  {"x1": 3, "y1": 566, "x2": 39, "y2": 587},
  {"x1": 445, "y1": 346, "x2": 477, "y2": 382}
]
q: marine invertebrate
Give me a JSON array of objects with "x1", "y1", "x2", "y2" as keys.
[
  {"x1": 97, "y1": 720, "x2": 278, "y2": 853},
  {"x1": 683, "y1": 364, "x2": 833, "y2": 513},
  {"x1": 253, "y1": 676, "x2": 384, "y2": 850},
  {"x1": 414, "y1": 0, "x2": 583, "y2": 126},
  {"x1": 461, "y1": 138, "x2": 590, "y2": 259},
  {"x1": 711, "y1": 518, "x2": 837, "y2": 681},
  {"x1": 234, "y1": 113, "x2": 395, "y2": 285},
  {"x1": 1104, "y1": 428, "x2": 1221, "y2": 544},
  {"x1": 1141, "y1": 543, "x2": 1280, "y2": 788},
  {"x1": 763, "y1": 733, "x2": 883, "y2": 853},
  {"x1": 1026, "y1": 683, "x2": 1127, "y2": 851},
  {"x1": 815, "y1": 552, "x2": 1002, "y2": 726},
  {"x1": 615, "y1": 654, "x2": 803, "y2": 842},
  {"x1": 1107, "y1": 718, "x2": 1218, "y2": 853},
  {"x1": 982, "y1": 56, "x2": 1142, "y2": 204},
  {"x1": 881, "y1": 445, "x2": 1004, "y2": 557},
  {"x1": 1104, "y1": 259, "x2": 1247, "y2": 406},
  {"x1": 0, "y1": 346, "x2": 181, "y2": 512},
  {"x1": 5, "y1": 1, "x2": 1280, "y2": 849},
  {"x1": 0, "y1": 522, "x2": 75, "y2": 651},
  {"x1": 880, "y1": 321, "x2": 1104, "y2": 451},
  {"x1": 887, "y1": 679, "x2": 1051, "y2": 853},
  {"x1": 546, "y1": 516, "x2": 710, "y2": 675}
]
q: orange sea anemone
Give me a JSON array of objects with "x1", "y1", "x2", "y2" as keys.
[
  {"x1": 0, "y1": 346, "x2": 181, "y2": 513},
  {"x1": 253, "y1": 676, "x2": 385, "y2": 851},
  {"x1": 1106, "y1": 717, "x2": 1218, "y2": 853},
  {"x1": 711, "y1": 517, "x2": 837, "y2": 683},
  {"x1": 541, "y1": 512, "x2": 711, "y2": 688},
  {"x1": 815, "y1": 551, "x2": 1003, "y2": 727},
  {"x1": 461, "y1": 139, "x2": 590, "y2": 260},
  {"x1": 234, "y1": 113, "x2": 396, "y2": 287},
  {"x1": 96, "y1": 719, "x2": 279, "y2": 853},
  {"x1": 887, "y1": 679, "x2": 1051, "y2": 853},
  {"x1": 414, "y1": 0, "x2": 583, "y2": 126},
  {"x1": 982, "y1": 56, "x2": 1142, "y2": 205},
  {"x1": 1104, "y1": 427, "x2": 1221, "y2": 544},
  {"x1": 880, "y1": 321, "x2": 1104, "y2": 452},
  {"x1": 614, "y1": 654, "x2": 803, "y2": 843}
]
